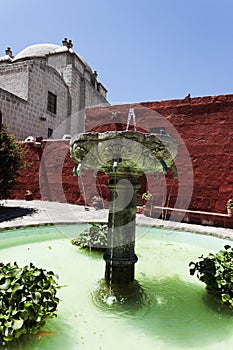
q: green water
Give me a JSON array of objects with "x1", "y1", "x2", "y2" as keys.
[{"x1": 0, "y1": 224, "x2": 233, "y2": 349}]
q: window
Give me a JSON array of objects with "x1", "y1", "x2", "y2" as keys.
[
  {"x1": 47, "y1": 91, "x2": 57, "y2": 114},
  {"x1": 48, "y1": 128, "x2": 53, "y2": 138}
]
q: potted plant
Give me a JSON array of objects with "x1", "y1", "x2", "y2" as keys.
[
  {"x1": 227, "y1": 198, "x2": 233, "y2": 217},
  {"x1": 92, "y1": 196, "x2": 104, "y2": 210}
]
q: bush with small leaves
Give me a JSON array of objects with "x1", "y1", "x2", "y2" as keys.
[
  {"x1": 71, "y1": 223, "x2": 108, "y2": 251},
  {"x1": 189, "y1": 245, "x2": 233, "y2": 308},
  {"x1": 0, "y1": 262, "x2": 60, "y2": 343},
  {"x1": 0, "y1": 125, "x2": 26, "y2": 199}
]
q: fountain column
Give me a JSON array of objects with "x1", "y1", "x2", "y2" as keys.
[{"x1": 104, "y1": 174, "x2": 141, "y2": 284}]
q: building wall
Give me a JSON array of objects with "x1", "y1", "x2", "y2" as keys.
[
  {"x1": 0, "y1": 60, "x2": 71, "y2": 140},
  {"x1": 46, "y1": 51, "x2": 108, "y2": 118},
  {"x1": 27, "y1": 62, "x2": 71, "y2": 138},
  {"x1": 0, "y1": 62, "x2": 29, "y2": 100},
  {"x1": 0, "y1": 48, "x2": 108, "y2": 140},
  {"x1": 8, "y1": 94, "x2": 233, "y2": 216},
  {"x1": 84, "y1": 95, "x2": 233, "y2": 213},
  {"x1": 85, "y1": 78, "x2": 108, "y2": 108},
  {"x1": 10, "y1": 140, "x2": 83, "y2": 205},
  {"x1": 0, "y1": 89, "x2": 29, "y2": 136}
]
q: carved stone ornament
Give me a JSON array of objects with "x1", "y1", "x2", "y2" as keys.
[{"x1": 70, "y1": 131, "x2": 177, "y2": 177}]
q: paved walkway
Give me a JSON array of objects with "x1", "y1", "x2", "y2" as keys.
[{"x1": 0, "y1": 200, "x2": 233, "y2": 240}]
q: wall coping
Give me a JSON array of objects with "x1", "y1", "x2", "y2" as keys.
[{"x1": 143, "y1": 205, "x2": 233, "y2": 229}]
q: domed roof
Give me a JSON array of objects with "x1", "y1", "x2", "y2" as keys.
[
  {"x1": 12, "y1": 42, "x2": 92, "y2": 72},
  {"x1": 13, "y1": 43, "x2": 61, "y2": 61}
]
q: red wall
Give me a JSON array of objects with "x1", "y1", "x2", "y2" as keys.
[
  {"x1": 85, "y1": 94, "x2": 233, "y2": 213},
  {"x1": 11, "y1": 140, "x2": 109, "y2": 206},
  {"x1": 10, "y1": 94, "x2": 233, "y2": 214},
  {"x1": 11, "y1": 140, "x2": 82, "y2": 204}
]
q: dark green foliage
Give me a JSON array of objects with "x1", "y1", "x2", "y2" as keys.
[
  {"x1": 189, "y1": 245, "x2": 233, "y2": 308},
  {"x1": 0, "y1": 125, "x2": 26, "y2": 199},
  {"x1": 71, "y1": 223, "x2": 108, "y2": 251},
  {"x1": 0, "y1": 262, "x2": 60, "y2": 342}
]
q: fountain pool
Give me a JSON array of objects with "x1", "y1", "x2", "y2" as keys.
[{"x1": 0, "y1": 224, "x2": 233, "y2": 350}]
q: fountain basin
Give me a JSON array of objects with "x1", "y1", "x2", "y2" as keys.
[
  {"x1": 70, "y1": 131, "x2": 177, "y2": 175},
  {"x1": 0, "y1": 224, "x2": 233, "y2": 349}
]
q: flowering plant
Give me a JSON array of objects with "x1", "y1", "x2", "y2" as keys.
[{"x1": 227, "y1": 199, "x2": 233, "y2": 209}]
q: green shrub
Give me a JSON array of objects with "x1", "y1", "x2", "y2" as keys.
[
  {"x1": 0, "y1": 262, "x2": 60, "y2": 342},
  {"x1": 0, "y1": 125, "x2": 26, "y2": 199},
  {"x1": 71, "y1": 223, "x2": 108, "y2": 251},
  {"x1": 189, "y1": 245, "x2": 233, "y2": 308}
]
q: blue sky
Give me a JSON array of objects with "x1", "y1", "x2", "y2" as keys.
[{"x1": 1, "y1": 0, "x2": 233, "y2": 104}]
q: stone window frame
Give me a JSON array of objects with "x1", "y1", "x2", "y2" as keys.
[{"x1": 47, "y1": 91, "x2": 57, "y2": 115}]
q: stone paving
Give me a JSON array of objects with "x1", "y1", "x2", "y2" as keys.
[{"x1": 0, "y1": 200, "x2": 233, "y2": 241}]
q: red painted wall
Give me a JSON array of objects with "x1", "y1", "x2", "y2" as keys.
[
  {"x1": 10, "y1": 140, "x2": 108, "y2": 206},
  {"x1": 10, "y1": 140, "x2": 82, "y2": 204},
  {"x1": 10, "y1": 94, "x2": 233, "y2": 214},
  {"x1": 85, "y1": 95, "x2": 233, "y2": 213}
]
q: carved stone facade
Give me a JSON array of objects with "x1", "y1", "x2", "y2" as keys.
[{"x1": 0, "y1": 39, "x2": 109, "y2": 140}]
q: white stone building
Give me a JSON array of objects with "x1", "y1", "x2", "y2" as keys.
[{"x1": 0, "y1": 38, "x2": 109, "y2": 140}]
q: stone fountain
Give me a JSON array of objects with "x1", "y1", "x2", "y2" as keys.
[{"x1": 70, "y1": 130, "x2": 177, "y2": 285}]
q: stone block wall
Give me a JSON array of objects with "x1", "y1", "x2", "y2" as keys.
[
  {"x1": 0, "y1": 52, "x2": 108, "y2": 141},
  {"x1": 10, "y1": 140, "x2": 82, "y2": 204},
  {"x1": 84, "y1": 95, "x2": 233, "y2": 214},
  {"x1": 0, "y1": 89, "x2": 29, "y2": 136},
  {"x1": 0, "y1": 60, "x2": 71, "y2": 140},
  {"x1": 85, "y1": 79, "x2": 108, "y2": 108},
  {"x1": 27, "y1": 62, "x2": 71, "y2": 138},
  {"x1": 0, "y1": 63, "x2": 29, "y2": 100},
  {"x1": 8, "y1": 94, "x2": 233, "y2": 215},
  {"x1": 10, "y1": 139, "x2": 109, "y2": 206}
]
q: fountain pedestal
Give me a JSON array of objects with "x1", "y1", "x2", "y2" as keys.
[{"x1": 104, "y1": 175, "x2": 141, "y2": 284}]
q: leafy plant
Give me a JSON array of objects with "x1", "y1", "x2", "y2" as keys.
[
  {"x1": 71, "y1": 223, "x2": 108, "y2": 251},
  {"x1": 0, "y1": 125, "x2": 26, "y2": 199},
  {"x1": 0, "y1": 262, "x2": 60, "y2": 343},
  {"x1": 227, "y1": 199, "x2": 233, "y2": 209},
  {"x1": 189, "y1": 245, "x2": 233, "y2": 308}
]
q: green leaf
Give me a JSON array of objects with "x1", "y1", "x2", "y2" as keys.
[
  {"x1": 12, "y1": 319, "x2": 24, "y2": 331},
  {"x1": 0, "y1": 278, "x2": 11, "y2": 289}
]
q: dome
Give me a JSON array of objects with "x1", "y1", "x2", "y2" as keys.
[
  {"x1": 13, "y1": 44, "x2": 61, "y2": 61},
  {"x1": 12, "y1": 42, "x2": 92, "y2": 72}
]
